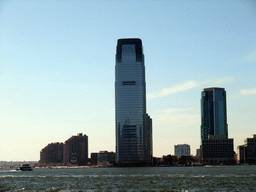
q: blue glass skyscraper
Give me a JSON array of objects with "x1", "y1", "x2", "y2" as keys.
[
  {"x1": 115, "y1": 38, "x2": 152, "y2": 165},
  {"x1": 200, "y1": 87, "x2": 234, "y2": 165},
  {"x1": 201, "y1": 87, "x2": 228, "y2": 139}
]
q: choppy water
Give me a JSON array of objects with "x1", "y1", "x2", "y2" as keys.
[{"x1": 0, "y1": 166, "x2": 256, "y2": 191}]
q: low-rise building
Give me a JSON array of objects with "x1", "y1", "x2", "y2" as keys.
[
  {"x1": 196, "y1": 148, "x2": 201, "y2": 157},
  {"x1": 91, "y1": 151, "x2": 115, "y2": 166},
  {"x1": 90, "y1": 153, "x2": 98, "y2": 165},
  {"x1": 201, "y1": 137, "x2": 234, "y2": 165},
  {"x1": 162, "y1": 155, "x2": 178, "y2": 165},
  {"x1": 237, "y1": 134, "x2": 256, "y2": 164}
]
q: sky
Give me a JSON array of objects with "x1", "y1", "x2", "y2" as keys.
[{"x1": 0, "y1": 0, "x2": 256, "y2": 161}]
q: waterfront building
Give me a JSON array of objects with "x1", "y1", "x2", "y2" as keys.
[
  {"x1": 162, "y1": 155, "x2": 178, "y2": 165},
  {"x1": 40, "y1": 142, "x2": 63, "y2": 165},
  {"x1": 237, "y1": 134, "x2": 256, "y2": 164},
  {"x1": 115, "y1": 38, "x2": 152, "y2": 165},
  {"x1": 200, "y1": 87, "x2": 234, "y2": 165},
  {"x1": 201, "y1": 87, "x2": 228, "y2": 139},
  {"x1": 97, "y1": 151, "x2": 115, "y2": 165},
  {"x1": 90, "y1": 151, "x2": 115, "y2": 166},
  {"x1": 237, "y1": 145, "x2": 246, "y2": 164},
  {"x1": 201, "y1": 138, "x2": 234, "y2": 165},
  {"x1": 174, "y1": 144, "x2": 190, "y2": 157},
  {"x1": 90, "y1": 153, "x2": 98, "y2": 165},
  {"x1": 196, "y1": 148, "x2": 201, "y2": 157},
  {"x1": 63, "y1": 133, "x2": 88, "y2": 165},
  {"x1": 145, "y1": 113, "x2": 153, "y2": 162}
]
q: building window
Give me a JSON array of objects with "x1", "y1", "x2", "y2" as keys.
[{"x1": 123, "y1": 81, "x2": 136, "y2": 85}]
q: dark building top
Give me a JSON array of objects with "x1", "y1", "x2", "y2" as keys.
[
  {"x1": 116, "y1": 38, "x2": 143, "y2": 62},
  {"x1": 203, "y1": 87, "x2": 225, "y2": 92},
  {"x1": 64, "y1": 133, "x2": 88, "y2": 144}
]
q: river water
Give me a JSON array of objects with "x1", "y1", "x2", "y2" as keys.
[{"x1": 0, "y1": 166, "x2": 255, "y2": 191}]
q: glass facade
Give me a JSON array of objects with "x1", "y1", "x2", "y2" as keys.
[
  {"x1": 201, "y1": 87, "x2": 228, "y2": 139},
  {"x1": 115, "y1": 38, "x2": 152, "y2": 165}
]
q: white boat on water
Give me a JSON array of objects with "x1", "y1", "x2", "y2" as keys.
[{"x1": 16, "y1": 164, "x2": 33, "y2": 171}]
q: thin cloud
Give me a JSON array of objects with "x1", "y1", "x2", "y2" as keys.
[
  {"x1": 240, "y1": 87, "x2": 256, "y2": 96},
  {"x1": 148, "y1": 80, "x2": 197, "y2": 99},
  {"x1": 147, "y1": 77, "x2": 234, "y2": 100}
]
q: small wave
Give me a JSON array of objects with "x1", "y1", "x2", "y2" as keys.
[
  {"x1": 0, "y1": 169, "x2": 17, "y2": 173},
  {"x1": 1, "y1": 175, "x2": 35, "y2": 178},
  {"x1": 193, "y1": 175, "x2": 207, "y2": 178},
  {"x1": 70, "y1": 175, "x2": 85, "y2": 178},
  {"x1": 1, "y1": 175, "x2": 14, "y2": 178},
  {"x1": 213, "y1": 174, "x2": 227, "y2": 178}
]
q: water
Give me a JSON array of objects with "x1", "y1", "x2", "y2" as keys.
[{"x1": 1, "y1": 166, "x2": 256, "y2": 191}]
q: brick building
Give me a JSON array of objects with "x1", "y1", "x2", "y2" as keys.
[
  {"x1": 40, "y1": 142, "x2": 63, "y2": 165},
  {"x1": 63, "y1": 133, "x2": 88, "y2": 165}
]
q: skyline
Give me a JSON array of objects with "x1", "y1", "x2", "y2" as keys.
[{"x1": 0, "y1": 0, "x2": 256, "y2": 161}]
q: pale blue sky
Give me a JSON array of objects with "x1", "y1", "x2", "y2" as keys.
[{"x1": 0, "y1": 0, "x2": 256, "y2": 161}]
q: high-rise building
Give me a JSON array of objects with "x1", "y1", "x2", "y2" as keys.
[
  {"x1": 40, "y1": 142, "x2": 63, "y2": 165},
  {"x1": 115, "y1": 38, "x2": 152, "y2": 165},
  {"x1": 63, "y1": 133, "x2": 88, "y2": 165},
  {"x1": 200, "y1": 87, "x2": 234, "y2": 165},
  {"x1": 174, "y1": 144, "x2": 190, "y2": 157},
  {"x1": 201, "y1": 87, "x2": 228, "y2": 140}
]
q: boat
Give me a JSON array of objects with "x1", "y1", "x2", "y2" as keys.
[{"x1": 16, "y1": 164, "x2": 33, "y2": 171}]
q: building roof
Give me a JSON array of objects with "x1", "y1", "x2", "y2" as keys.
[{"x1": 203, "y1": 87, "x2": 225, "y2": 92}]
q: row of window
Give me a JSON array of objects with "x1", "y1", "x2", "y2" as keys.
[
  {"x1": 123, "y1": 81, "x2": 136, "y2": 85},
  {"x1": 202, "y1": 140, "x2": 232, "y2": 144}
]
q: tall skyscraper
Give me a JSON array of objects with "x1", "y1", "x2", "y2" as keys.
[
  {"x1": 115, "y1": 38, "x2": 152, "y2": 165},
  {"x1": 200, "y1": 87, "x2": 234, "y2": 165},
  {"x1": 201, "y1": 87, "x2": 228, "y2": 140}
]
